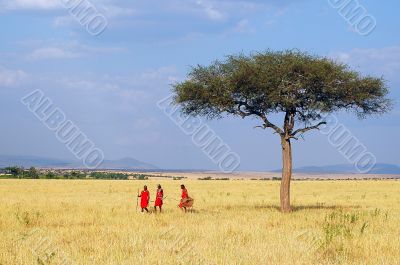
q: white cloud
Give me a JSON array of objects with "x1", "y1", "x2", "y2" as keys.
[
  {"x1": 25, "y1": 41, "x2": 125, "y2": 61},
  {"x1": 138, "y1": 66, "x2": 179, "y2": 83},
  {"x1": 2, "y1": 0, "x2": 59, "y2": 10},
  {"x1": 1, "y1": 0, "x2": 136, "y2": 17},
  {"x1": 53, "y1": 15, "x2": 75, "y2": 28},
  {"x1": 265, "y1": 19, "x2": 276, "y2": 27},
  {"x1": 193, "y1": 0, "x2": 276, "y2": 22},
  {"x1": 234, "y1": 19, "x2": 254, "y2": 33},
  {"x1": 330, "y1": 46, "x2": 400, "y2": 78},
  {"x1": 28, "y1": 47, "x2": 80, "y2": 60},
  {"x1": 0, "y1": 66, "x2": 26, "y2": 87},
  {"x1": 197, "y1": 1, "x2": 226, "y2": 21},
  {"x1": 12, "y1": 65, "x2": 176, "y2": 106},
  {"x1": 0, "y1": 67, "x2": 26, "y2": 86},
  {"x1": 52, "y1": 3, "x2": 136, "y2": 28},
  {"x1": 100, "y1": 4, "x2": 136, "y2": 18},
  {"x1": 1, "y1": 0, "x2": 289, "y2": 42},
  {"x1": 220, "y1": 19, "x2": 256, "y2": 37}
]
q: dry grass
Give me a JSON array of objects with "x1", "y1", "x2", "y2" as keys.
[{"x1": 0, "y1": 179, "x2": 399, "y2": 265}]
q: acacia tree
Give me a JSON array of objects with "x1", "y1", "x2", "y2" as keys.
[{"x1": 172, "y1": 50, "x2": 391, "y2": 213}]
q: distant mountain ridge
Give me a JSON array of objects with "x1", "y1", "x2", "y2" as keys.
[
  {"x1": 1, "y1": 155, "x2": 398, "y2": 174},
  {"x1": 98, "y1": 157, "x2": 158, "y2": 170},
  {"x1": 273, "y1": 163, "x2": 400, "y2": 174},
  {"x1": 0, "y1": 155, "x2": 158, "y2": 170}
]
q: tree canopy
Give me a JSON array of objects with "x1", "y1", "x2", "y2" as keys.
[{"x1": 173, "y1": 50, "x2": 391, "y2": 139}]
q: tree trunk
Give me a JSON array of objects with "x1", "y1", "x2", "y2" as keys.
[{"x1": 280, "y1": 137, "x2": 292, "y2": 213}]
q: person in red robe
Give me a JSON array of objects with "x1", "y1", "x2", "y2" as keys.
[
  {"x1": 138, "y1": 185, "x2": 150, "y2": 213},
  {"x1": 154, "y1": 184, "x2": 164, "y2": 213},
  {"x1": 179, "y1": 184, "x2": 192, "y2": 212}
]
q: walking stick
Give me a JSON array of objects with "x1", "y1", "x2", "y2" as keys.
[{"x1": 136, "y1": 188, "x2": 139, "y2": 212}]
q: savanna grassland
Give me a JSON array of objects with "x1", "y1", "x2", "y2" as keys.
[{"x1": 0, "y1": 179, "x2": 399, "y2": 265}]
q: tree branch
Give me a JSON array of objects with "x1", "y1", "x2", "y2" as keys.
[
  {"x1": 292, "y1": 121, "x2": 327, "y2": 137},
  {"x1": 256, "y1": 113, "x2": 284, "y2": 135},
  {"x1": 232, "y1": 100, "x2": 284, "y2": 135}
]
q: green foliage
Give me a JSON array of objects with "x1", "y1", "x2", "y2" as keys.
[
  {"x1": 173, "y1": 50, "x2": 391, "y2": 138},
  {"x1": 198, "y1": 176, "x2": 230, "y2": 180},
  {"x1": 135, "y1": 174, "x2": 148, "y2": 180},
  {"x1": 0, "y1": 168, "x2": 163, "y2": 180},
  {"x1": 69, "y1": 171, "x2": 86, "y2": 179},
  {"x1": 322, "y1": 211, "x2": 359, "y2": 245},
  {"x1": 311, "y1": 208, "x2": 389, "y2": 262},
  {"x1": 4, "y1": 166, "x2": 40, "y2": 179},
  {"x1": 198, "y1": 176, "x2": 212, "y2": 180},
  {"x1": 25, "y1": 167, "x2": 39, "y2": 179},
  {"x1": 90, "y1": 172, "x2": 129, "y2": 180},
  {"x1": 45, "y1": 172, "x2": 57, "y2": 179},
  {"x1": 5, "y1": 166, "x2": 24, "y2": 177}
]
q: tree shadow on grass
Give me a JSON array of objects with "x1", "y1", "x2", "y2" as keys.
[{"x1": 253, "y1": 204, "x2": 361, "y2": 212}]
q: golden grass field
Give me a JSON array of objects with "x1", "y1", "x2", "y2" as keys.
[{"x1": 1, "y1": 179, "x2": 399, "y2": 265}]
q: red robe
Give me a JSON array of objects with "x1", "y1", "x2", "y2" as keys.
[
  {"x1": 140, "y1": 190, "x2": 149, "y2": 208},
  {"x1": 179, "y1": 188, "x2": 188, "y2": 208},
  {"x1": 154, "y1": 188, "x2": 163, "y2": 206}
]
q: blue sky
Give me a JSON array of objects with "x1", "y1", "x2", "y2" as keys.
[{"x1": 0, "y1": 0, "x2": 399, "y2": 171}]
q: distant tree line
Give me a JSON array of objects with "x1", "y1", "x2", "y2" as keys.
[
  {"x1": 1, "y1": 166, "x2": 41, "y2": 179},
  {"x1": 0, "y1": 166, "x2": 184, "y2": 180}
]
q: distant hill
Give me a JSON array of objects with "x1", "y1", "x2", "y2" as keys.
[
  {"x1": 0, "y1": 155, "x2": 158, "y2": 170},
  {"x1": 273, "y1": 163, "x2": 400, "y2": 174},
  {"x1": 97, "y1": 157, "x2": 158, "y2": 170}
]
